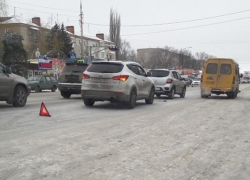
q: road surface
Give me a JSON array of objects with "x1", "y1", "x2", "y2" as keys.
[{"x1": 0, "y1": 85, "x2": 250, "y2": 180}]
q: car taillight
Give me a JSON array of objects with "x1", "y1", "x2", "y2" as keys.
[
  {"x1": 166, "y1": 78, "x2": 173, "y2": 83},
  {"x1": 82, "y1": 73, "x2": 90, "y2": 79},
  {"x1": 112, "y1": 75, "x2": 129, "y2": 82}
]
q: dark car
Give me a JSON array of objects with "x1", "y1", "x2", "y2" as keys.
[
  {"x1": 0, "y1": 62, "x2": 31, "y2": 107},
  {"x1": 58, "y1": 62, "x2": 88, "y2": 98},
  {"x1": 28, "y1": 75, "x2": 58, "y2": 92}
]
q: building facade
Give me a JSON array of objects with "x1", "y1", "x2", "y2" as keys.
[{"x1": 0, "y1": 16, "x2": 116, "y2": 61}]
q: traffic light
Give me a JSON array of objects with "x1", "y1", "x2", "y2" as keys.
[{"x1": 109, "y1": 46, "x2": 119, "y2": 51}]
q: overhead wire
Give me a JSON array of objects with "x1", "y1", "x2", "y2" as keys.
[
  {"x1": 84, "y1": 9, "x2": 250, "y2": 27},
  {"x1": 121, "y1": 16, "x2": 250, "y2": 36},
  {"x1": 9, "y1": 0, "x2": 78, "y2": 12},
  {"x1": 8, "y1": 5, "x2": 78, "y2": 18},
  {"x1": 8, "y1": 0, "x2": 250, "y2": 27}
]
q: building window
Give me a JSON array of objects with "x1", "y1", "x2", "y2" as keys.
[
  {"x1": 5, "y1": 29, "x2": 10, "y2": 33},
  {"x1": 44, "y1": 32, "x2": 48, "y2": 40},
  {"x1": 101, "y1": 52, "x2": 105, "y2": 59}
]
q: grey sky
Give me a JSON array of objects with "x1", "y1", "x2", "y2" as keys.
[{"x1": 6, "y1": 0, "x2": 250, "y2": 72}]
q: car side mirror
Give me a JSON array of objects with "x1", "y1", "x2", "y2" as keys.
[
  {"x1": 146, "y1": 72, "x2": 152, "y2": 77},
  {"x1": 4, "y1": 67, "x2": 11, "y2": 74}
]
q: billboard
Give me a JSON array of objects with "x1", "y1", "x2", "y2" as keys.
[
  {"x1": 244, "y1": 71, "x2": 250, "y2": 77},
  {"x1": 38, "y1": 56, "x2": 52, "y2": 70}
]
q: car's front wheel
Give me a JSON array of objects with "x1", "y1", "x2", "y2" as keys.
[
  {"x1": 156, "y1": 93, "x2": 161, "y2": 98},
  {"x1": 35, "y1": 86, "x2": 40, "y2": 93},
  {"x1": 12, "y1": 86, "x2": 27, "y2": 107},
  {"x1": 83, "y1": 99, "x2": 95, "y2": 106}
]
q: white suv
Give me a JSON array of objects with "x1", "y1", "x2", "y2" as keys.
[
  {"x1": 148, "y1": 69, "x2": 186, "y2": 99},
  {"x1": 81, "y1": 61, "x2": 155, "y2": 109}
]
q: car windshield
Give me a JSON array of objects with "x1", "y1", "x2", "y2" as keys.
[
  {"x1": 194, "y1": 78, "x2": 201, "y2": 81},
  {"x1": 63, "y1": 64, "x2": 88, "y2": 73},
  {"x1": 27, "y1": 76, "x2": 41, "y2": 81},
  {"x1": 87, "y1": 63, "x2": 124, "y2": 73},
  {"x1": 149, "y1": 70, "x2": 170, "y2": 77}
]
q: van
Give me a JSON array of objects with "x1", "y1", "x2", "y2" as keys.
[{"x1": 200, "y1": 58, "x2": 240, "y2": 99}]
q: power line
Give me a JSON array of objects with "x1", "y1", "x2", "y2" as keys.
[
  {"x1": 84, "y1": 9, "x2": 250, "y2": 27},
  {"x1": 9, "y1": 0, "x2": 78, "y2": 13},
  {"x1": 121, "y1": 16, "x2": 250, "y2": 36},
  {"x1": 8, "y1": 0, "x2": 250, "y2": 28},
  {"x1": 8, "y1": 5, "x2": 78, "y2": 18},
  {"x1": 134, "y1": 40, "x2": 250, "y2": 45}
]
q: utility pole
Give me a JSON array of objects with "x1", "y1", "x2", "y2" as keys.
[{"x1": 80, "y1": 0, "x2": 84, "y2": 59}]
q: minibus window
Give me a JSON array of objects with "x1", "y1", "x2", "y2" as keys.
[
  {"x1": 220, "y1": 64, "x2": 232, "y2": 75},
  {"x1": 206, "y1": 63, "x2": 218, "y2": 74}
]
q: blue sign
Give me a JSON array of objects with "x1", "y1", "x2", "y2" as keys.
[{"x1": 70, "y1": 52, "x2": 76, "y2": 59}]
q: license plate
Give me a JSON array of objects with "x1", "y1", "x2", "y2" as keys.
[{"x1": 92, "y1": 78, "x2": 109, "y2": 83}]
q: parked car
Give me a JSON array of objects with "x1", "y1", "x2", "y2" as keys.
[
  {"x1": 81, "y1": 61, "x2": 155, "y2": 109},
  {"x1": 241, "y1": 77, "x2": 250, "y2": 84},
  {"x1": 28, "y1": 75, "x2": 58, "y2": 92},
  {"x1": 191, "y1": 77, "x2": 201, "y2": 87},
  {"x1": 147, "y1": 69, "x2": 186, "y2": 99},
  {"x1": 58, "y1": 62, "x2": 89, "y2": 98},
  {"x1": 0, "y1": 62, "x2": 31, "y2": 107}
]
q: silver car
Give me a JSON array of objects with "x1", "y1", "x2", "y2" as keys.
[
  {"x1": 0, "y1": 63, "x2": 31, "y2": 107},
  {"x1": 147, "y1": 69, "x2": 186, "y2": 99},
  {"x1": 81, "y1": 61, "x2": 155, "y2": 109}
]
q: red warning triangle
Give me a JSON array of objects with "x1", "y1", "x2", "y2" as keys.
[{"x1": 39, "y1": 102, "x2": 51, "y2": 117}]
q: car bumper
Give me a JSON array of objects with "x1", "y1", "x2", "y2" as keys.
[
  {"x1": 201, "y1": 86, "x2": 234, "y2": 94},
  {"x1": 81, "y1": 90, "x2": 130, "y2": 102},
  {"x1": 27, "y1": 86, "x2": 31, "y2": 96},
  {"x1": 154, "y1": 84, "x2": 173, "y2": 94},
  {"x1": 58, "y1": 83, "x2": 82, "y2": 94}
]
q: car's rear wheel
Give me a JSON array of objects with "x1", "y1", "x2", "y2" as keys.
[
  {"x1": 227, "y1": 89, "x2": 238, "y2": 99},
  {"x1": 145, "y1": 87, "x2": 155, "y2": 104},
  {"x1": 127, "y1": 89, "x2": 137, "y2": 109},
  {"x1": 83, "y1": 99, "x2": 95, "y2": 106},
  {"x1": 180, "y1": 87, "x2": 186, "y2": 98},
  {"x1": 168, "y1": 87, "x2": 175, "y2": 99},
  {"x1": 61, "y1": 92, "x2": 71, "y2": 99},
  {"x1": 51, "y1": 85, "x2": 57, "y2": 92},
  {"x1": 12, "y1": 86, "x2": 27, "y2": 107},
  {"x1": 35, "y1": 86, "x2": 40, "y2": 93}
]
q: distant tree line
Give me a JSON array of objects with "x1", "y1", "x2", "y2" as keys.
[{"x1": 140, "y1": 46, "x2": 215, "y2": 70}]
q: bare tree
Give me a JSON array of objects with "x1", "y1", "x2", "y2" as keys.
[
  {"x1": 0, "y1": 0, "x2": 8, "y2": 17},
  {"x1": 109, "y1": 8, "x2": 121, "y2": 60},
  {"x1": 195, "y1": 52, "x2": 215, "y2": 69}
]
